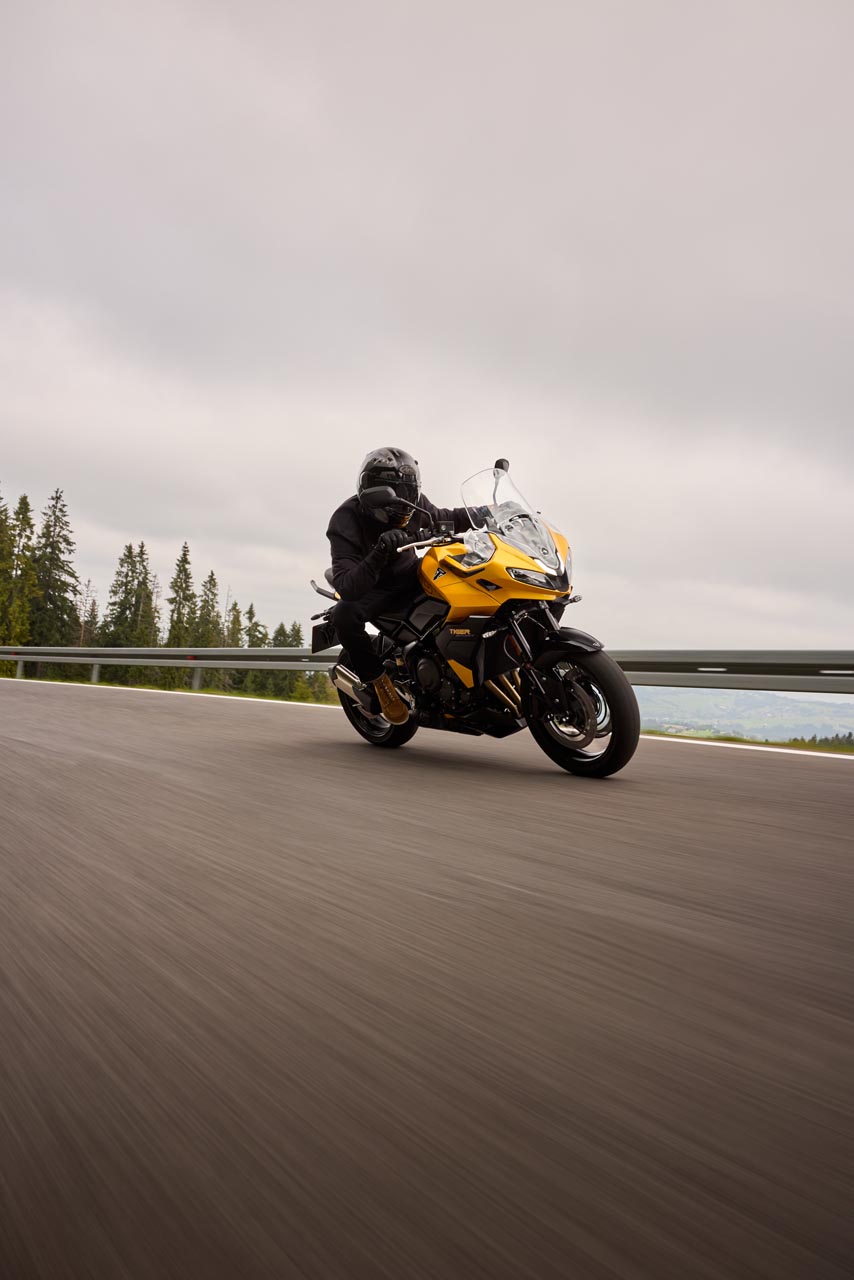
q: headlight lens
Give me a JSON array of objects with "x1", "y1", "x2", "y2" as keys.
[
  {"x1": 455, "y1": 529, "x2": 495, "y2": 568},
  {"x1": 508, "y1": 567, "x2": 552, "y2": 588}
]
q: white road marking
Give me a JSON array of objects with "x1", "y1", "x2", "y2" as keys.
[{"x1": 640, "y1": 734, "x2": 854, "y2": 760}]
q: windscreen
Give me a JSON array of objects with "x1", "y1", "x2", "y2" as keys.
[{"x1": 461, "y1": 468, "x2": 561, "y2": 571}]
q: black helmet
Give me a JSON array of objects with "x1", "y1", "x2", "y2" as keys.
[{"x1": 357, "y1": 447, "x2": 421, "y2": 526}]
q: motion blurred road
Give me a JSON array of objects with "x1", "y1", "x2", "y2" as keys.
[{"x1": 1, "y1": 681, "x2": 851, "y2": 1279}]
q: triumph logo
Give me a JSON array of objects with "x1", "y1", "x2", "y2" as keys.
[{"x1": 433, "y1": 568, "x2": 447, "y2": 580}]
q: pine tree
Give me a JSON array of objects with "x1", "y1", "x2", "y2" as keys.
[
  {"x1": 192, "y1": 570, "x2": 223, "y2": 689},
  {"x1": 265, "y1": 621, "x2": 318, "y2": 701},
  {"x1": 81, "y1": 592, "x2": 99, "y2": 646},
  {"x1": 164, "y1": 542, "x2": 196, "y2": 687},
  {"x1": 77, "y1": 580, "x2": 98, "y2": 645},
  {"x1": 130, "y1": 544, "x2": 159, "y2": 685},
  {"x1": 256, "y1": 617, "x2": 275, "y2": 695},
  {"x1": 101, "y1": 544, "x2": 138, "y2": 646},
  {"x1": 243, "y1": 602, "x2": 263, "y2": 647},
  {"x1": 132, "y1": 543, "x2": 159, "y2": 647},
  {"x1": 193, "y1": 571, "x2": 222, "y2": 646},
  {"x1": 269, "y1": 621, "x2": 295, "y2": 699},
  {"x1": 98, "y1": 544, "x2": 138, "y2": 684},
  {"x1": 166, "y1": 543, "x2": 196, "y2": 645},
  {"x1": 242, "y1": 603, "x2": 269, "y2": 694},
  {"x1": 29, "y1": 489, "x2": 79, "y2": 647},
  {"x1": 99, "y1": 542, "x2": 160, "y2": 684},
  {"x1": 222, "y1": 599, "x2": 243, "y2": 691},
  {"x1": 0, "y1": 489, "x2": 12, "y2": 639},
  {"x1": 224, "y1": 599, "x2": 243, "y2": 645},
  {"x1": 0, "y1": 489, "x2": 13, "y2": 673},
  {"x1": 151, "y1": 575, "x2": 163, "y2": 642},
  {"x1": 267, "y1": 621, "x2": 305, "y2": 699},
  {"x1": 5, "y1": 495, "x2": 40, "y2": 648}
]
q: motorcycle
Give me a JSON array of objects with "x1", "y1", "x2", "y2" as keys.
[{"x1": 310, "y1": 459, "x2": 639, "y2": 777}]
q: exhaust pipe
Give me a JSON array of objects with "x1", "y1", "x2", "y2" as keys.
[
  {"x1": 485, "y1": 677, "x2": 522, "y2": 715},
  {"x1": 330, "y1": 663, "x2": 375, "y2": 712},
  {"x1": 498, "y1": 673, "x2": 522, "y2": 710},
  {"x1": 330, "y1": 663, "x2": 365, "y2": 701}
]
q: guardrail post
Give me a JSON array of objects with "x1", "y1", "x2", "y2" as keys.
[
  {"x1": 91, "y1": 664, "x2": 101, "y2": 684},
  {"x1": 16, "y1": 660, "x2": 24, "y2": 679},
  {"x1": 192, "y1": 666, "x2": 203, "y2": 692}
]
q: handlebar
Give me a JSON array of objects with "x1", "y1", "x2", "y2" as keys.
[{"x1": 396, "y1": 535, "x2": 455, "y2": 554}]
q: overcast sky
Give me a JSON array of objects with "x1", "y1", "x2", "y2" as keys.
[{"x1": 2, "y1": 0, "x2": 852, "y2": 647}]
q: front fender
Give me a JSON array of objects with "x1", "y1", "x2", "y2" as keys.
[{"x1": 534, "y1": 626, "x2": 604, "y2": 667}]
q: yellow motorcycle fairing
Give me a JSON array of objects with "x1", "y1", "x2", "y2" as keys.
[{"x1": 419, "y1": 528, "x2": 571, "y2": 622}]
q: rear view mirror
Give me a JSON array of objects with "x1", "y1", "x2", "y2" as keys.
[{"x1": 360, "y1": 485, "x2": 397, "y2": 510}]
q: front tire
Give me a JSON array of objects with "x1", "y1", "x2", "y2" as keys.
[{"x1": 526, "y1": 649, "x2": 639, "y2": 777}]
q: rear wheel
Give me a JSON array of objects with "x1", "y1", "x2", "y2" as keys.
[
  {"x1": 336, "y1": 650, "x2": 419, "y2": 749},
  {"x1": 526, "y1": 649, "x2": 639, "y2": 777}
]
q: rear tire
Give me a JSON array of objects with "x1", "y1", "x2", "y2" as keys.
[
  {"x1": 527, "y1": 649, "x2": 639, "y2": 777},
  {"x1": 336, "y1": 649, "x2": 419, "y2": 749}
]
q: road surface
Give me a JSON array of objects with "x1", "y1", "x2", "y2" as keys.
[{"x1": 1, "y1": 681, "x2": 851, "y2": 1278}]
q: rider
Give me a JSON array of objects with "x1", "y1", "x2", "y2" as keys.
[{"x1": 326, "y1": 448, "x2": 474, "y2": 725}]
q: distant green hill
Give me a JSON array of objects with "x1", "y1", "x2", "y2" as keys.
[{"x1": 634, "y1": 688, "x2": 854, "y2": 741}]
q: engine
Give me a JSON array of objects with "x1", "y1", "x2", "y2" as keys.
[
  {"x1": 415, "y1": 656, "x2": 443, "y2": 693},
  {"x1": 415, "y1": 653, "x2": 473, "y2": 713}
]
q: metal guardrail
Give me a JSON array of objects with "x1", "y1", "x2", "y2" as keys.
[
  {"x1": 1, "y1": 646, "x2": 853, "y2": 694},
  {"x1": 608, "y1": 650, "x2": 854, "y2": 695},
  {"x1": 0, "y1": 646, "x2": 340, "y2": 691}
]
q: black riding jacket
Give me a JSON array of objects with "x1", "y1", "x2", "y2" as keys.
[{"x1": 327, "y1": 495, "x2": 472, "y2": 601}]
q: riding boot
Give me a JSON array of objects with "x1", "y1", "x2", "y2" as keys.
[{"x1": 372, "y1": 673, "x2": 409, "y2": 725}]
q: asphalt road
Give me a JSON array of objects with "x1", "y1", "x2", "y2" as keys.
[{"x1": 1, "y1": 681, "x2": 851, "y2": 1279}]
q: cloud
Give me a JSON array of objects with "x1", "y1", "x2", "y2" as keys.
[
  {"x1": 1, "y1": 1, "x2": 852, "y2": 642},
  {"x1": 2, "y1": 290, "x2": 851, "y2": 645}
]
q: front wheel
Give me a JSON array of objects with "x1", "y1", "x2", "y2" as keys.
[{"x1": 526, "y1": 649, "x2": 640, "y2": 777}]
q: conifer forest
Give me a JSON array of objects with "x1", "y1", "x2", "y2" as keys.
[{"x1": 0, "y1": 484, "x2": 335, "y2": 701}]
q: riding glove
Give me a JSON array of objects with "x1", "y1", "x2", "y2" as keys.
[{"x1": 374, "y1": 528, "x2": 413, "y2": 563}]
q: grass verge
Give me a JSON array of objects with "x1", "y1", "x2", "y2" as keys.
[{"x1": 642, "y1": 729, "x2": 854, "y2": 753}]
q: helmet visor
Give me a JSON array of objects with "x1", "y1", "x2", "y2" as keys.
[
  {"x1": 389, "y1": 473, "x2": 419, "y2": 506},
  {"x1": 363, "y1": 468, "x2": 419, "y2": 507}
]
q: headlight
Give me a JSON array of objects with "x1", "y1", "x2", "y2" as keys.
[
  {"x1": 508, "y1": 567, "x2": 551, "y2": 588},
  {"x1": 455, "y1": 529, "x2": 495, "y2": 568}
]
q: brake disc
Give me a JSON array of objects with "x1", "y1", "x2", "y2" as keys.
[{"x1": 549, "y1": 677, "x2": 599, "y2": 749}]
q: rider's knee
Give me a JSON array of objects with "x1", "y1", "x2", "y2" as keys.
[{"x1": 333, "y1": 600, "x2": 366, "y2": 633}]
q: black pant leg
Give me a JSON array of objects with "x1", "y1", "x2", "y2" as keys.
[
  {"x1": 333, "y1": 587, "x2": 407, "y2": 682},
  {"x1": 333, "y1": 601, "x2": 382, "y2": 681}
]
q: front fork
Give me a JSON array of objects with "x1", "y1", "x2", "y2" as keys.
[{"x1": 513, "y1": 605, "x2": 603, "y2": 742}]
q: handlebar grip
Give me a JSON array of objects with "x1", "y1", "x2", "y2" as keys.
[{"x1": 397, "y1": 538, "x2": 436, "y2": 553}]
